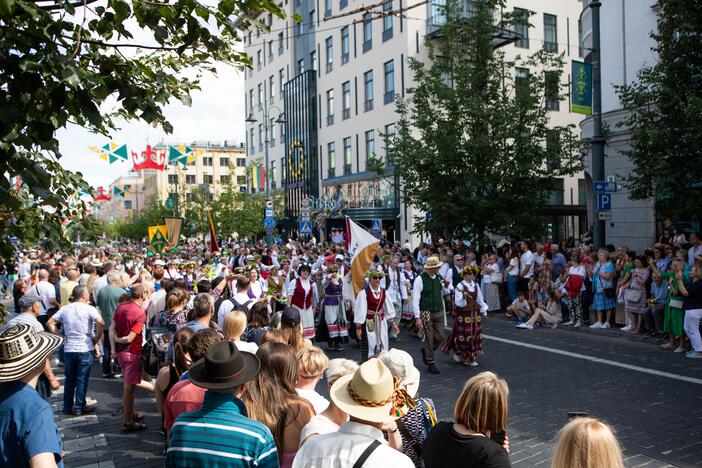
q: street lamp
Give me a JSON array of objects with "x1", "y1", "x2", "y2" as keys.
[{"x1": 245, "y1": 104, "x2": 286, "y2": 196}]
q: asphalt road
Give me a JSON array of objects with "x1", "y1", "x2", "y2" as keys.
[{"x1": 49, "y1": 312, "x2": 702, "y2": 468}]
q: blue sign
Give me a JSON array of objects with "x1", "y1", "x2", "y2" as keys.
[
  {"x1": 597, "y1": 193, "x2": 612, "y2": 211},
  {"x1": 571, "y1": 60, "x2": 592, "y2": 115},
  {"x1": 263, "y1": 217, "x2": 276, "y2": 229},
  {"x1": 371, "y1": 219, "x2": 382, "y2": 232},
  {"x1": 594, "y1": 181, "x2": 618, "y2": 193},
  {"x1": 300, "y1": 220, "x2": 313, "y2": 235},
  {"x1": 265, "y1": 208, "x2": 274, "y2": 218}
]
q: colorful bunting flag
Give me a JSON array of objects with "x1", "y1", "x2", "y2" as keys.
[
  {"x1": 168, "y1": 145, "x2": 192, "y2": 167},
  {"x1": 89, "y1": 143, "x2": 128, "y2": 164}
]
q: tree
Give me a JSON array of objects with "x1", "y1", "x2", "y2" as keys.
[
  {"x1": 0, "y1": 0, "x2": 286, "y2": 255},
  {"x1": 616, "y1": 1, "x2": 702, "y2": 221},
  {"x1": 387, "y1": 0, "x2": 581, "y2": 245}
]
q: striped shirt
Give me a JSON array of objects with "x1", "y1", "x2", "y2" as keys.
[{"x1": 166, "y1": 391, "x2": 279, "y2": 468}]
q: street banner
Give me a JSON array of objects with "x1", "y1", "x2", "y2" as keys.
[
  {"x1": 148, "y1": 225, "x2": 168, "y2": 253},
  {"x1": 571, "y1": 60, "x2": 592, "y2": 115},
  {"x1": 89, "y1": 143, "x2": 128, "y2": 164},
  {"x1": 164, "y1": 217, "x2": 183, "y2": 249},
  {"x1": 251, "y1": 165, "x2": 265, "y2": 190},
  {"x1": 207, "y1": 209, "x2": 219, "y2": 253},
  {"x1": 344, "y1": 216, "x2": 380, "y2": 298}
]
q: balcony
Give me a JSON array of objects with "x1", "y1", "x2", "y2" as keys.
[
  {"x1": 343, "y1": 163, "x2": 352, "y2": 175},
  {"x1": 362, "y1": 40, "x2": 372, "y2": 53},
  {"x1": 326, "y1": 62, "x2": 333, "y2": 73},
  {"x1": 342, "y1": 108, "x2": 350, "y2": 120},
  {"x1": 427, "y1": 1, "x2": 518, "y2": 48},
  {"x1": 382, "y1": 28, "x2": 393, "y2": 42},
  {"x1": 383, "y1": 92, "x2": 394, "y2": 105},
  {"x1": 328, "y1": 168, "x2": 336, "y2": 179},
  {"x1": 278, "y1": 45, "x2": 284, "y2": 56},
  {"x1": 543, "y1": 41, "x2": 558, "y2": 53},
  {"x1": 340, "y1": 0, "x2": 347, "y2": 9},
  {"x1": 364, "y1": 99, "x2": 374, "y2": 112},
  {"x1": 327, "y1": 115, "x2": 335, "y2": 126},
  {"x1": 341, "y1": 53, "x2": 349, "y2": 65}
]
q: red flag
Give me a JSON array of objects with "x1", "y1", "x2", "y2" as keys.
[{"x1": 207, "y1": 209, "x2": 219, "y2": 253}]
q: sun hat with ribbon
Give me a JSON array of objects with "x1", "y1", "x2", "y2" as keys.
[
  {"x1": 0, "y1": 324, "x2": 64, "y2": 382},
  {"x1": 423, "y1": 256, "x2": 443, "y2": 270},
  {"x1": 188, "y1": 340, "x2": 260, "y2": 390},
  {"x1": 330, "y1": 358, "x2": 416, "y2": 423}
]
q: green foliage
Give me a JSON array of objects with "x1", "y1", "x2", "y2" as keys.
[
  {"x1": 616, "y1": 1, "x2": 702, "y2": 220},
  {"x1": 107, "y1": 199, "x2": 171, "y2": 240},
  {"x1": 0, "y1": 0, "x2": 284, "y2": 254},
  {"x1": 390, "y1": 0, "x2": 582, "y2": 244}
]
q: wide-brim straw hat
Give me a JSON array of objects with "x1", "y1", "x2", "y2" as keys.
[
  {"x1": 0, "y1": 324, "x2": 64, "y2": 382},
  {"x1": 330, "y1": 358, "x2": 414, "y2": 424},
  {"x1": 423, "y1": 256, "x2": 443, "y2": 270}
]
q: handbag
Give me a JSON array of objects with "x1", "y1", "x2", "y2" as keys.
[
  {"x1": 624, "y1": 288, "x2": 642, "y2": 303},
  {"x1": 490, "y1": 271, "x2": 503, "y2": 283},
  {"x1": 668, "y1": 298, "x2": 684, "y2": 309}
]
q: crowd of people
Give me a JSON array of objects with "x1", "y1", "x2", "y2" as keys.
[{"x1": 1, "y1": 230, "x2": 698, "y2": 467}]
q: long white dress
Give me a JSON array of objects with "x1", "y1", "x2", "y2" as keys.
[{"x1": 353, "y1": 287, "x2": 395, "y2": 358}]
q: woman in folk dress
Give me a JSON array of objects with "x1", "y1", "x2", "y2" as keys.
[
  {"x1": 287, "y1": 264, "x2": 316, "y2": 340},
  {"x1": 443, "y1": 265, "x2": 488, "y2": 367}
]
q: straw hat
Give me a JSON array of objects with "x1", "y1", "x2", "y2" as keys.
[
  {"x1": 423, "y1": 256, "x2": 443, "y2": 270},
  {"x1": 0, "y1": 324, "x2": 64, "y2": 382},
  {"x1": 378, "y1": 349, "x2": 420, "y2": 398},
  {"x1": 330, "y1": 358, "x2": 416, "y2": 423}
]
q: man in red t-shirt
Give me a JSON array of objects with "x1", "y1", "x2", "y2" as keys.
[{"x1": 110, "y1": 283, "x2": 151, "y2": 432}]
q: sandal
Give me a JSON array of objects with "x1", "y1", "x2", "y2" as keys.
[
  {"x1": 122, "y1": 422, "x2": 147, "y2": 433},
  {"x1": 133, "y1": 412, "x2": 145, "y2": 422}
]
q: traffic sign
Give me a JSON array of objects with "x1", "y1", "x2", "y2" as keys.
[
  {"x1": 597, "y1": 193, "x2": 611, "y2": 211},
  {"x1": 371, "y1": 219, "x2": 382, "y2": 232},
  {"x1": 265, "y1": 227, "x2": 274, "y2": 236},
  {"x1": 594, "y1": 181, "x2": 618, "y2": 193},
  {"x1": 265, "y1": 208, "x2": 274, "y2": 218},
  {"x1": 263, "y1": 217, "x2": 276, "y2": 229},
  {"x1": 598, "y1": 211, "x2": 612, "y2": 221},
  {"x1": 300, "y1": 220, "x2": 313, "y2": 235}
]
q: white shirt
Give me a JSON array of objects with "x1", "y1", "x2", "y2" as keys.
[
  {"x1": 568, "y1": 265, "x2": 587, "y2": 291},
  {"x1": 296, "y1": 388, "x2": 330, "y2": 414},
  {"x1": 92, "y1": 275, "x2": 108, "y2": 303},
  {"x1": 688, "y1": 245, "x2": 702, "y2": 267},
  {"x1": 52, "y1": 302, "x2": 101, "y2": 353},
  {"x1": 34, "y1": 281, "x2": 56, "y2": 315},
  {"x1": 380, "y1": 268, "x2": 407, "y2": 304},
  {"x1": 288, "y1": 278, "x2": 312, "y2": 299},
  {"x1": 454, "y1": 280, "x2": 488, "y2": 315},
  {"x1": 217, "y1": 292, "x2": 255, "y2": 330},
  {"x1": 234, "y1": 340, "x2": 259, "y2": 354},
  {"x1": 18, "y1": 261, "x2": 31, "y2": 281},
  {"x1": 353, "y1": 287, "x2": 396, "y2": 324},
  {"x1": 292, "y1": 421, "x2": 414, "y2": 468},
  {"x1": 507, "y1": 257, "x2": 519, "y2": 276},
  {"x1": 520, "y1": 250, "x2": 535, "y2": 278},
  {"x1": 299, "y1": 414, "x2": 341, "y2": 447},
  {"x1": 3, "y1": 312, "x2": 43, "y2": 332},
  {"x1": 147, "y1": 288, "x2": 167, "y2": 325},
  {"x1": 481, "y1": 263, "x2": 499, "y2": 285},
  {"x1": 164, "y1": 268, "x2": 182, "y2": 280}
]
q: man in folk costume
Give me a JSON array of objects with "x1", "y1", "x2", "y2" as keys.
[
  {"x1": 442, "y1": 265, "x2": 488, "y2": 367},
  {"x1": 287, "y1": 264, "x2": 315, "y2": 340},
  {"x1": 412, "y1": 256, "x2": 450, "y2": 374},
  {"x1": 354, "y1": 270, "x2": 399, "y2": 361},
  {"x1": 316, "y1": 265, "x2": 349, "y2": 351},
  {"x1": 381, "y1": 256, "x2": 407, "y2": 342}
]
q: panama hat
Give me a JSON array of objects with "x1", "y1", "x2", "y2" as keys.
[
  {"x1": 0, "y1": 324, "x2": 64, "y2": 382},
  {"x1": 189, "y1": 341, "x2": 260, "y2": 390},
  {"x1": 330, "y1": 358, "x2": 416, "y2": 423},
  {"x1": 423, "y1": 256, "x2": 443, "y2": 270},
  {"x1": 378, "y1": 349, "x2": 420, "y2": 398}
]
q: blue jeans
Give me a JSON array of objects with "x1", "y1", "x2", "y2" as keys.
[
  {"x1": 507, "y1": 275, "x2": 518, "y2": 302},
  {"x1": 63, "y1": 351, "x2": 94, "y2": 413}
]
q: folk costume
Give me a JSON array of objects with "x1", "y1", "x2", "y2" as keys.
[
  {"x1": 443, "y1": 266, "x2": 488, "y2": 366},
  {"x1": 412, "y1": 256, "x2": 448, "y2": 373},
  {"x1": 266, "y1": 272, "x2": 286, "y2": 314},
  {"x1": 401, "y1": 268, "x2": 418, "y2": 323},
  {"x1": 354, "y1": 270, "x2": 396, "y2": 360},
  {"x1": 316, "y1": 267, "x2": 349, "y2": 350},
  {"x1": 287, "y1": 265, "x2": 315, "y2": 339}
]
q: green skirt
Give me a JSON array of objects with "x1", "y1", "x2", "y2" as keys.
[{"x1": 663, "y1": 297, "x2": 685, "y2": 337}]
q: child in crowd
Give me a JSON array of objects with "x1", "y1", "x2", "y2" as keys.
[{"x1": 506, "y1": 290, "x2": 531, "y2": 323}]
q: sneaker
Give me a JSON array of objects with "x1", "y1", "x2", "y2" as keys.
[
  {"x1": 516, "y1": 323, "x2": 529, "y2": 329},
  {"x1": 686, "y1": 351, "x2": 702, "y2": 359},
  {"x1": 464, "y1": 360, "x2": 478, "y2": 367},
  {"x1": 660, "y1": 342, "x2": 673, "y2": 350},
  {"x1": 673, "y1": 346, "x2": 686, "y2": 353},
  {"x1": 551, "y1": 323, "x2": 558, "y2": 329},
  {"x1": 621, "y1": 325, "x2": 632, "y2": 332},
  {"x1": 574, "y1": 321, "x2": 583, "y2": 328},
  {"x1": 453, "y1": 353, "x2": 462, "y2": 363},
  {"x1": 601, "y1": 322, "x2": 610, "y2": 329},
  {"x1": 590, "y1": 322, "x2": 602, "y2": 329},
  {"x1": 563, "y1": 321, "x2": 575, "y2": 326}
]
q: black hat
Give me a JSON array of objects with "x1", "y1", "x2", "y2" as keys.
[
  {"x1": 297, "y1": 263, "x2": 311, "y2": 274},
  {"x1": 281, "y1": 306, "x2": 301, "y2": 327},
  {"x1": 188, "y1": 341, "x2": 260, "y2": 390}
]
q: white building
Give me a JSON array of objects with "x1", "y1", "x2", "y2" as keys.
[
  {"x1": 243, "y1": 0, "x2": 588, "y2": 245},
  {"x1": 580, "y1": 0, "x2": 658, "y2": 252}
]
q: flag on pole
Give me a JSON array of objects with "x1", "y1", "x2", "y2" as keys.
[
  {"x1": 148, "y1": 225, "x2": 168, "y2": 253},
  {"x1": 251, "y1": 165, "x2": 265, "y2": 190},
  {"x1": 164, "y1": 217, "x2": 183, "y2": 250},
  {"x1": 343, "y1": 216, "x2": 380, "y2": 298},
  {"x1": 207, "y1": 209, "x2": 219, "y2": 253}
]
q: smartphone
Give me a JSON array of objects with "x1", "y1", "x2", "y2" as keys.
[
  {"x1": 567, "y1": 411, "x2": 588, "y2": 421},
  {"x1": 490, "y1": 431, "x2": 506, "y2": 446}
]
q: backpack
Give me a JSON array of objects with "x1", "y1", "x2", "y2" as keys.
[
  {"x1": 141, "y1": 327, "x2": 171, "y2": 376},
  {"x1": 565, "y1": 274, "x2": 584, "y2": 299}
]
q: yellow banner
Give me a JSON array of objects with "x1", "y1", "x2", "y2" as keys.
[
  {"x1": 148, "y1": 225, "x2": 168, "y2": 253},
  {"x1": 164, "y1": 217, "x2": 183, "y2": 249}
]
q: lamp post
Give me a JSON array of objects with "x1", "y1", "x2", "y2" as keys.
[{"x1": 245, "y1": 100, "x2": 286, "y2": 196}]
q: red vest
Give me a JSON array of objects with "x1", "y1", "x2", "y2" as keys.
[
  {"x1": 365, "y1": 287, "x2": 386, "y2": 320},
  {"x1": 291, "y1": 279, "x2": 313, "y2": 309}
]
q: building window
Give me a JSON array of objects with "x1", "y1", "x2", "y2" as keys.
[
  {"x1": 382, "y1": 1, "x2": 393, "y2": 41},
  {"x1": 362, "y1": 13, "x2": 372, "y2": 52},
  {"x1": 257, "y1": 49, "x2": 262, "y2": 69},
  {"x1": 219, "y1": 157, "x2": 229, "y2": 167},
  {"x1": 237, "y1": 175, "x2": 247, "y2": 185},
  {"x1": 248, "y1": 89, "x2": 254, "y2": 113},
  {"x1": 325, "y1": 0, "x2": 332, "y2": 17},
  {"x1": 546, "y1": 130, "x2": 562, "y2": 170},
  {"x1": 258, "y1": 124, "x2": 263, "y2": 151},
  {"x1": 249, "y1": 128, "x2": 255, "y2": 153},
  {"x1": 257, "y1": 83, "x2": 263, "y2": 105},
  {"x1": 279, "y1": 69, "x2": 285, "y2": 94},
  {"x1": 278, "y1": 32, "x2": 284, "y2": 55},
  {"x1": 326, "y1": 89, "x2": 335, "y2": 126},
  {"x1": 237, "y1": 158, "x2": 246, "y2": 167},
  {"x1": 341, "y1": 26, "x2": 350, "y2": 64},
  {"x1": 384, "y1": 123, "x2": 395, "y2": 165},
  {"x1": 220, "y1": 175, "x2": 230, "y2": 184},
  {"x1": 297, "y1": 58, "x2": 304, "y2": 75},
  {"x1": 343, "y1": 137, "x2": 352, "y2": 174},
  {"x1": 383, "y1": 60, "x2": 394, "y2": 104},
  {"x1": 270, "y1": 117, "x2": 276, "y2": 145},
  {"x1": 202, "y1": 157, "x2": 213, "y2": 166},
  {"x1": 124, "y1": 200, "x2": 132, "y2": 210},
  {"x1": 268, "y1": 40, "x2": 273, "y2": 62},
  {"x1": 327, "y1": 142, "x2": 336, "y2": 178},
  {"x1": 271, "y1": 162, "x2": 277, "y2": 187},
  {"x1": 310, "y1": 50, "x2": 317, "y2": 71},
  {"x1": 340, "y1": 0, "x2": 347, "y2": 10},
  {"x1": 203, "y1": 174, "x2": 213, "y2": 185},
  {"x1": 543, "y1": 14, "x2": 558, "y2": 52},
  {"x1": 325, "y1": 36, "x2": 333, "y2": 73},
  {"x1": 515, "y1": 67, "x2": 529, "y2": 101},
  {"x1": 168, "y1": 174, "x2": 178, "y2": 184},
  {"x1": 269, "y1": 75, "x2": 275, "y2": 101},
  {"x1": 364, "y1": 70, "x2": 374, "y2": 112},
  {"x1": 514, "y1": 8, "x2": 529, "y2": 49},
  {"x1": 186, "y1": 174, "x2": 196, "y2": 184},
  {"x1": 342, "y1": 81, "x2": 351, "y2": 120},
  {"x1": 309, "y1": 9, "x2": 316, "y2": 27},
  {"x1": 365, "y1": 130, "x2": 375, "y2": 164},
  {"x1": 545, "y1": 70, "x2": 560, "y2": 111}
]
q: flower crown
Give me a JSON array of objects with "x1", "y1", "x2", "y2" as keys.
[{"x1": 460, "y1": 265, "x2": 480, "y2": 277}]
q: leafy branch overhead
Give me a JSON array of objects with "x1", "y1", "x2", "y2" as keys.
[{"x1": 0, "y1": 0, "x2": 283, "y2": 254}]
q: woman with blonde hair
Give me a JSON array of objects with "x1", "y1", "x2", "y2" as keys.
[
  {"x1": 423, "y1": 371, "x2": 511, "y2": 467},
  {"x1": 551, "y1": 417, "x2": 624, "y2": 468},
  {"x1": 222, "y1": 310, "x2": 258, "y2": 354},
  {"x1": 295, "y1": 347, "x2": 330, "y2": 414}
]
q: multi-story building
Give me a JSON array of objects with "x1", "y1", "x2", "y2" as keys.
[
  {"x1": 580, "y1": 0, "x2": 658, "y2": 252},
  {"x1": 94, "y1": 172, "x2": 146, "y2": 222},
  {"x1": 142, "y1": 141, "x2": 248, "y2": 210},
  {"x1": 243, "y1": 0, "x2": 588, "y2": 244}
]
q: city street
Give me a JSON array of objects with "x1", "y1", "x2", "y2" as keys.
[{"x1": 53, "y1": 313, "x2": 702, "y2": 468}]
